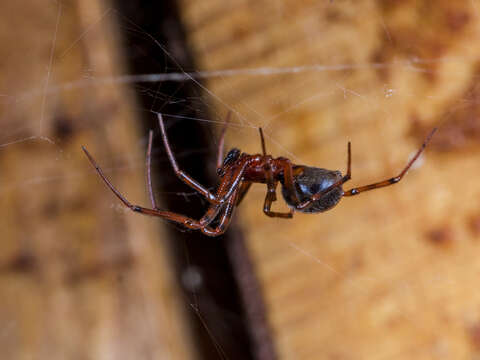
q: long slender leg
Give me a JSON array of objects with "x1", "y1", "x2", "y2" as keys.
[
  {"x1": 83, "y1": 145, "x2": 201, "y2": 224},
  {"x1": 258, "y1": 127, "x2": 267, "y2": 156},
  {"x1": 202, "y1": 187, "x2": 239, "y2": 237},
  {"x1": 187, "y1": 162, "x2": 250, "y2": 229},
  {"x1": 216, "y1": 111, "x2": 232, "y2": 170},
  {"x1": 198, "y1": 160, "x2": 250, "y2": 226},
  {"x1": 146, "y1": 130, "x2": 157, "y2": 209},
  {"x1": 83, "y1": 146, "x2": 140, "y2": 211},
  {"x1": 345, "y1": 141, "x2": 352, "y2": 178},
  {"x1": 263, "y1": 181, "x2": 294, "y2": 218},
  {"x1": 343, "y1": 127, "x2": 436, "y2": 197},
  {"x1": 277, "y1": 158, "x2": 302, "y2": 206},
  {"x1": 157, "y1": 113, "x2": 219, "y2": 204},
  {"x1": 82, "y1": 145, "x2": 234, "y2": 232},
  {"x1": 261, "y1": 152, "x2": 294, "y2": 218},
  {"x1": 220, "y1": 158, "x2": 250, "y2": 202}
]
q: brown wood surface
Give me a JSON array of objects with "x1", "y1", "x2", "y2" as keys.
[
  {"x1": 0, "y1": 1, "x2": 195, "y2": 359},
  {"x1": 179, "y1": 0, "x2": 480, "y2": 359}
]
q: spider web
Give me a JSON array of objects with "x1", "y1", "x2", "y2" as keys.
[{"x1": 2, "y1": 1, "x2": 480, "y2": 359}]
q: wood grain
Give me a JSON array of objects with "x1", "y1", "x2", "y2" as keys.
[
  {"x1": 179, "y1": 0, "x2": 480, "y2": 358},
  {"x1": 0, "y1": 1, "x2": 195, "y2": 359}
]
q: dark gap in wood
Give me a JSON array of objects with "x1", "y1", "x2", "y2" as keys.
[{"x1": 112, "y1": 2, "x2": 277, "y2": 359}]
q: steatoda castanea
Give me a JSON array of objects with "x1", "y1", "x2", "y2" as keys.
[{"x1": 82, "y1": 114, "x2": 436, "y2": 236}]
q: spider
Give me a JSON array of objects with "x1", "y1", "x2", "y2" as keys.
[{"x1": 82, "y1": 114, "x2": 436, "y2": 237}]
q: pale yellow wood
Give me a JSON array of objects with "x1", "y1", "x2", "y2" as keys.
[
  {"x1": 180, "y1": 0, "x2": 480, "y2": 358},
  {"x1": 0, "y1": 1, "x2": 196, "y2": 359}
]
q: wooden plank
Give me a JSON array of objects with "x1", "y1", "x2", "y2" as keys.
[
  {"x1": 0, "y1": 1, "x2": 195, "y2": 359},
  {"x1": 179, "y1": 0, "x2": 480, "y2": 358}
]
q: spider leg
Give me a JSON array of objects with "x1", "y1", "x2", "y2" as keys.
[
  {"x1": 222, "y1": 159, "x2": 250, "y2": 200},
  {"x1": 276, "y1": 158, "x2": 302, "y2": 206},
  {"x1": 83, "y1": 146, "x2": 141, "y2": 210},
  {"x1": 216, "y1": 111, "x2": 232, "y2": 170},
  {"x1": 263, "y1": 181, "x2": 294, "y2": 218},
  {"x1": 259, "y1": 127, "x2": 267, "y2": 156},
  {"x1": 343, "y1": 127, "x2": 436, "y2": 197},
  {"x1": 82, "y1": 145, "x2": 237, "y2": 232},
  {"x1": 345, "y1": 141, "x2": 352, "y2": 179},
  {"x1": 82, "y1": 146, "x2": 197, "y2": 221},
  {"x1": 178, "y1": 162, "x2": 249, "y2": 231},
  {"x1": 202, "y1": 186, "x2": 239, "y2": 236},
  {"x1": 260, "y1": 156, "x2": 294, "y2": 218},
  {"x1": 157, "y1": 113, "x2": 219, "y2": 204},
  {"x1": 146, "y1": 130, "x2": 157, "y2": 209},
  {"x1": 197, "y1": 159, "x2": 250, "y2": 226}
]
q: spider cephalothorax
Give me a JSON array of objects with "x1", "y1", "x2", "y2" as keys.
[{"x1": 82, "y1": 113, "x2": 436, "y2": 237}]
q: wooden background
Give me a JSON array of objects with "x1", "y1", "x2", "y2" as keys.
[
  {"x1": 182, "y1": 1, "x2": 480, "y2": 359},
  {"x1": 2, "y1": 0, "x2": 480, "y2": 359},
  {"x1": 0, "y1": 1, "x2": 194, "y2": 359}
]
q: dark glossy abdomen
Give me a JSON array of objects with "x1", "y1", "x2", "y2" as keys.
[{"x1": 281, "y1": 166, "x2": 343, "y2": 213}]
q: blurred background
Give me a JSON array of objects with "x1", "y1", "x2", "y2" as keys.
[{"x1": 2, "y1": 0, "x2": 480, "y2": 359}]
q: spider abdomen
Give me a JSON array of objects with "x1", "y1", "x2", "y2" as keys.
[{"x1": 281, "y1": 166, "x2": 343, "y2": 213}]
